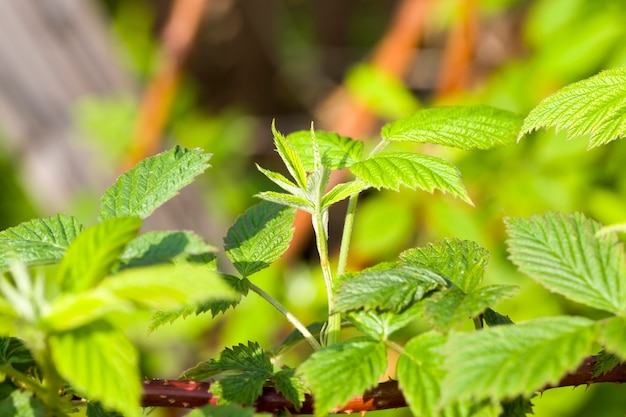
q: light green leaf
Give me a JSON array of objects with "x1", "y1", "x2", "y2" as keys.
[
  {"x1": 381, "y1": 106, "x2": 522, "y2": 150},
  {"x1": 0, "y1": 389, "x2": 47, "y2": 417},
  {"x1": 519, "y1": 66, "x2": 626, "y2": 148},
  {"x1": 334, "y1": 266, "x2": 447, "y2": 313},
  {"x1": 347, "y1": 304, "x2": 422, "y2": 340},
  {"x1": 186, "y1": 404, "x2": 254, "y2": 417},
  {"x1": 350, "y1": 152, "x2": 472, "y2": 205},
  {"x1": 400, "y1": 239, "x2": 490, "y2": 293},
  {"x1": 99, "y1": 146, "x2": 210, "y2": 221},
  {"x1": 422, "y1": 285, "x2": 518, "y2": 331},
  {"x1": 321, "y1": 180, "x2": 370, "y2": 209},
  {"x1": 597, "y1": 316, "x2": 626, "y2": 360},
  {"x1": 182, "y1": 342, "x2": 272, "y2": 406},
  {"x1": 271, "y1": 122, "x2": 307, "y2": 189},
  {"x1": 443, "y1": 316, "x2": 597, "y2": 403},
  {"x1": 98, "y1": 264, "x2": 237, "y2": 310},
  {"x1": 0, "y1": 215, "x2": 83, "y2": 272},
  {"x1": 42, "y1": 292, "x2": 132, "y2": 332},
  {"x1": 119, "y1": 230, "x2": 215, "y2": 269},
  {"x1": 224, "y1": 201, "x2": 296, "y2": 277},
  {"x1": 505, "y1": 212, "x2": 626, "y2": 313},
  {"x1": 255, "y1": 191, "x2": 313, "y2": 213},
  {"x1": 297, "y1": 337, "x2": 387, "y2": 417},
  {"x1": 49, "y1": 321, "x2": 141, "y2": 417},
  {"x1": 256, "y1": 165, "x2": 302, "y2": 195},
  {"x1": 285, "y1": 130, "x2": 364, "y2": 170},
  {"x1": 271, "y1": 368, "x2": 306, "y2": 410},
  {"x1": 57, "y1": 217, "x2": 141, "y2": 292}
]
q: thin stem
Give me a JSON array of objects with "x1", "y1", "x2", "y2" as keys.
[
  {"x1": 249, "y1": 282, "x2": 322, "y2": 351},
  {"x1": 0, "y1": 364, "x2": 47, "y2": 396},
  {"x1": 369, "y1": 138, "x2": 389, "y2": 157},
  {"x1": 336, "y1": 194, "x2": 359, "y2": 278}
]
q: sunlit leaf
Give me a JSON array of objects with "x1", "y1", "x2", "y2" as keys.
[
  {"x1": 400, "y1": 238, "x2": 489, "y2": 292},
  {"x1": 321, "y1": 180, "x2": 370, "y2": 209},
  {"x1": 505, "y1": 212, "x2": 626, "y2": 313},
  {"x1": 381, "y1": 106, "x2": 522, "y2": 150},
  {"x1": 256, "y1": 165, "x2": 301, "y2": 195},
  {"x1": 255, "y1": 191, "x2": 313, "y2": 213},
  {"x1": 297, "y1": 337, "x2": 387, "y2": 417},
  {"x1": 597, "y1": 316, "x2": 626, "y2": 361},
  {"x1": 49, "y1": 321, "x2": 141, "y2": 417},
  {"x1": 519, "y1": 67, "x2": 626, "y2": 148},
  {"x1": 286, "y1": 130, "x2": 364, "y2": 170},
  {"x1": 334, "y1": 266, "x2": 447, "y2": 313},
  {"x1": 99, "y1": 146, "x2": 210, "y2": 220},
  {"x1": 0, "y1": 215, "x2": 83, "y2": 272},
  {"x1": 42, "y1": 292, "x2": 132, "y2": 332},
  {"x1": 350, "y1": 152, "x2": 472, "y2": 205},
  {"x1": 224, "y1": 201, "x2": 296, "y2": 277},
  {"x1": 443, "y1": 316, "x2": 597, "y2": 403},
  {"x1": 271, "y1": 122, "x2": 307, "y2": 188},
  {"x1": 57, "y1": 217, "x2": 141, "y2": 292}
]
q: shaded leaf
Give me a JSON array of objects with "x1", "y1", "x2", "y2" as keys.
[
  {"x1": 0, "y1": 215, "x2": 83, "y2": 272},
  {"x1": 400, "y1": 238, "x2": 489, "y2": 292},
  {"x1": 49, "y1": 321, "x2": 141, "y2": 417},
  {"x1": 0, "y1": 390, "x2": 47, "y2": 417},
  {"x1": 350, "y1": 152, "x2": 472, "y2": 205},
  {"x1": 482, "y1": 308, "x2": 515, "y2": 327},
  {"x1": 347, "y1": 304, "x2": 422, "y2": 340},
  {"x1": 334, "y1": 266, "x2": 447, "y2": 313},
  {"x1": 297, "y1": 337, "x2": 386, "y2": 417},
  {"x1": 285, "y1": 130, "x2": 364, "y2": 170},
  {"x1": 592, "y1": 350, "x2": 622, "y2": 378},
  {"x1": 505, "y1": 212, "x2": 626, "y2": 313},
  {"x1": 186, "y1": 404, "x2": 254, "y2": 417},
  {"x1": 255, "y1": 191, "x2": 314, "y2": 213},
  {"x1": 519, "y1": 67, "x2": 626, "y2": 148},
  {"x1": 99, "y1": 146, "x2": 210, "y2": 220},
  {"x1": 381, "y1": 106, "x2": 522, "y2": 150},
  {"x1": 271, "y1": 368, "x2": 306, "y2": 410},
  {"x1": 57, "y1": 217, "x2": 141, "y2": 292},
  {"x1": 442, "y1": 316, "x2": 597, "y2": 403},
  {"x1": 224, "y1": 201, "x2": 296, "y2": 277}
]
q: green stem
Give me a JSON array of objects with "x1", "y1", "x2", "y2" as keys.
[
  {"x1": 473, "y1": 315, "x2": 484, "y2": 330},
  {"x1": 0, "y1": 364, "x2": 47, "y2": 396},
  {"x1": 249, "y1": 283, "x2": 322, "y2": 351},
  {"x1": 336, "y1": 194, "x2": 359, "y2": 278}
]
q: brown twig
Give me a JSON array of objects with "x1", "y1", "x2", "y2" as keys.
[
  {"x1": 122, "y1": 0, "x2": 208, "y2": 170},
  {"x1": 141, "y1": 355, "x2": 626, "y2": 413}
]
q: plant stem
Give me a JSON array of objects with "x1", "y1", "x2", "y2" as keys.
[
  {"x1": 249, "y1": 282, "x2": 322, "y2": 351},
  {"x1": 337, "y1": 194, "x2": 359, "y2": 278}
]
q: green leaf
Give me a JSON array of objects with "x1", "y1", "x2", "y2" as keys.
[
  {"x1": 186, "y1": 405, "x2": 255, "y2": 417},
  {"x1": 224, "y1": 201, "x2": 296, "y2": 277},
  {"x1": 99, "y1": 146, "x2": 210, "y2": 221},
  {"x1": 422, "y1": 285, "x2": 518, "y2": 331},
  {"x1": 519, "y1": 67, "x2": 626, "y2": 148},
  {"x1": 0, "y1": 337, "x2": 36, "y2": 372},
  {"x1": 347, "y1": 304, "x2": 422, "y2": 340},
  {"x1": 182, "y1": 342, "x2": 273, "y2": 406},
  {"x1": 57, "y1": 217, "x2": 141, "y2": 292},
  {"x1": 592, "y1": 350, "x2": 622, "y2": 378},
  {"x1": 505, "y1": 212, "x2": 626, "y2": 313},
  {"x1": 442, "y1": 316, "x2": 597, "y2": 403},
  {"x1": 321, "y1": 180, "x2": 370, "y2": 209},
  {"x1": 86, "y1": 402, "x2": 124, "y2": 417},
  {"x1": 120, "y1": 230, "x2": 216, "y2": 269},
  {"x1": 0, "y1": 390, "x2": 47, "y2": 417},
  {"x1": 297, "y1": 337, "x2": 387, "y2": 417},
  {"x1": 350, "y1": 152, "x2": 472, "y2": 205},
  {"x1": 98, "y1": 264, "x2": 237, "y2": 310},
  {"x1": 49, "y1": 321, "x2": 141, "y2": 417},
  {"x1": 482, "y1": 308, "x2": 515, "y2": 327},
  {"x1": 334, "y1": 266, "x2": 447, "y2": 313},
  {"x1": 271, "y1": 321, "x2": 326, "y2": 357},
  {"x1": 256, "y1": 165, "x2": 302, "y2": 196},
  {"x1": 271, "y1": 122, "x2": 308, "y2": 188},
  {"x1": 271, "y1": 368, "x2": 306, "y2": 410},
  {"x1": 285, "y1": 130, "x2": 364, "y2": 170},
  {"x1": 597, "y1": 316, "x2": 626, "y2": 360},
  {"x1": 255, "y1": 191, "x2": 314, "y2": 213},
  {"x1": 0, "y1": 215, "x2": 83, "y2": 272},
  {"x1": 400, "y1": 238, "x2": 489, "y2": 292},
  {"x1": 381, "y1": 106, "x2": 523, "y2": 150}
]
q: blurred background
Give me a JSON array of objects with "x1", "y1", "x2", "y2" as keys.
[{"x1": 2, "y1": 0, "x2": 626, "y2": 415}]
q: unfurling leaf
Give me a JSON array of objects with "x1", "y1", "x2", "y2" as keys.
[
  {"x1": 505, "y1": 212, "x2": 626, "y2": 313},
  {"x1": 443, "y1": 316, "x2": 597, "y2": 403},
  {"x1": 99, "y1": 146, "x2": 210, "y2": 220},
  {"x1": 519, "y1": 66, "x2": 626, "y2": 148},
  {"x1": 0, "y1": 215, "x2": 83, "y2": 272},
  {"x1": 271, "y1": 122, "x2": 308, "y2": 189},
  {"x1": 382, "y1": 106, "x2": 522, "y2": 150},
  {"x1": 224, "y1": 201, "x2": 296, "y2": 277},
  {"x1": 350, "y1": 152, "x2": 472, "y2": 205},
  {"x1": 297, "y1": 338, "x2": 387, "y2": 417}
]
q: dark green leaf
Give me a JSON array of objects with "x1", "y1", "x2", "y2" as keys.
[
  {"x1": 592, "y1": 350, "x2": 622, "y2": 378},
  {"x1": 87, "y1": 402, "x2": 124, "y2": 417},
  {"x1": 271, "y1": 369, "x2": 306, "y2": 410},
  {"x1": 0, "y1": 390, "x2": 47, "y2": 417},
  {"x1": 57, "y1": 217, "x2": 141, "y2": 292},
  {"x1": 0, "y1": 338, "x2": 35, "y2": 373},
  {"x1": 381, "y1": 105, "x2": 522, "y2": 150},
  {"x1": 99, "y1": 146, "x2": 210, "y2": 220},
  {"x1": 271, "y1": 321, "x2": 327, "y2": 357},
  {"x1": 506, "y1": 212, "x2": 626, "y2": 313},
  {"x1": 350, "y1": 152, "x2": 472, "y2": 205},
  {"x1": 0, "y1": 215, "x2": 83, "y2": 272},
  {"x1": 346, "y1": 304, "x2": 422, "y2": 340},
  {"x1": 224, "y1": 201, "x2": 296, "y2": 277},
  {"x1": 519, "y1": 66, "x2": 626, "y2": 148},
  {"x1": 297, "y1": 337, "x2": 387, "y2": 417},
  {"x1": 400, "y1": 238, "x2": 489, "y2": 292},
  {"x1": 285, "y1": 130, "x2": 364, "y2": 170},
  {"x1": 334, "y1": 266, "x2": 446, "y2": 313},
  {"x1": 500, "y1": 396, "x2": 535, "y2": 417},
  {"x1": 186, "y1": 404, "x2": 255, "y2": 417}
]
